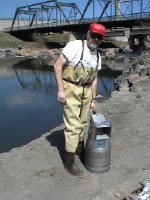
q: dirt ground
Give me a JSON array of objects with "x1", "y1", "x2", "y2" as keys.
[{"x1": 0, "y1": 76, "x2": 150, "y2": 200}]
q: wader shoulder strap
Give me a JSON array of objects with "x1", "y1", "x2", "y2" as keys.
[
  {"x1": 96, "y1": 51, "x2": 99, "y2": 71},
  {"x1": 75, "y1": 40, "x2": 99, "y2": 70},
  {"x1": 80, "y1": 40, "x2": 84, "y2": 61},
  {"x1": 74, "y1": 40, "x2": 85, "y2": 69}
]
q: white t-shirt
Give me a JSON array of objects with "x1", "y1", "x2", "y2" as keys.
[{"x1": 62, "y1": 40, "x2": 102, "y2": 71}]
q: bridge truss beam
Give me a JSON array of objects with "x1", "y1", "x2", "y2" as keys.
[{"x1": 11, "y1": 0, "x2": 82, "y2": 30}]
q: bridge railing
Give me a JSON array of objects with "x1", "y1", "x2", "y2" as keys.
[{"x1": 3, "y1": 12, "x2": 150, "y2": 33}]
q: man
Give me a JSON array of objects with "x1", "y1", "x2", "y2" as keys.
[{"x1": 54, "y1": 22, "x2": 106, "y2": 177}]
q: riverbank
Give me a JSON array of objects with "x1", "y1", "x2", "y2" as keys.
[{"x1": 0, "y1": 31, "x2": 128, "y2": 60}]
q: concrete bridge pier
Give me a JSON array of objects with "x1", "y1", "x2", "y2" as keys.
[
  {"x1": 68, "y1": 32, "x2": 85, "y2": 41},
  {"x1": 129, "y1": 34, "x2": 149, "y2": 51},
  {"x1": 61, "y1": 31, "x2": 85, "y2": 43}
]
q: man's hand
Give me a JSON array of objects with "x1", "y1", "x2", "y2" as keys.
[
  {"x1": 58, "y1": 90, "x2": 66, "y2": 103},
  {"x1": 90, "y1": 100, "x2": 96, "y2": 111}
]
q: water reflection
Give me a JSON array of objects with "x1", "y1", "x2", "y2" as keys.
[
  {"x1": 13, "y1": 58, "x2": 122, "y2": 96},
  {"x1": 14, "y1": 68, "x2": 56, "y2": 92},
  {"x1": 0, "y1": 56, "x2": 125, "y2": 153}
]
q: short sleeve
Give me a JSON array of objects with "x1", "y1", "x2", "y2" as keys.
[{"x1": 62, "y1": 40, "x2": 82, "y2": 62}]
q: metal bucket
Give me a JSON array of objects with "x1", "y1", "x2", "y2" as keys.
[{"x1": 85, "y1": 113, "x2": 111, "y2": 174}]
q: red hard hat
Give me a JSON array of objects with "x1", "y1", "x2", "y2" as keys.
[{"x1": 89, "y1": 23, "x2": 106, "y2": 36}]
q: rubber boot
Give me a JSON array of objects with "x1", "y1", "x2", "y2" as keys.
[
  {"x1": 65, "y1": 152, "x2": 84, "y2": 177},
  {"x1": 76, "y1": 141, "x2": 84, "y2": 156}
]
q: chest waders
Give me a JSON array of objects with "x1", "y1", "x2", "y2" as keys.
[
  {"x1": 63, "y1": 40, "x2": 99, "y2": 86},
  {"x1": 62, "y1": 41, "x2": 100, "y2": 176}
]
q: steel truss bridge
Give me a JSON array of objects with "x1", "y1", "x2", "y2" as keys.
[{"x1": 4, "y1": 0, "x2": 150, "y2": 40}]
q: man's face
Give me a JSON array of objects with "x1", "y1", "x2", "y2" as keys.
[{"x1": 87, "y1": 31, "x2": 103, "y2": 51}]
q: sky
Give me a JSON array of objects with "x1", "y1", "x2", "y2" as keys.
[
  {"x1": 0, "y1": 0, "x2": 149, "y2": 18},
  {"x1": 0, "y1": 0, "x2": 86, "y2": 18}
]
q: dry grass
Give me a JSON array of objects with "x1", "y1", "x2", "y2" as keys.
[{"x1": 0, "y1": 31, "x2": 38, "y2": 49}]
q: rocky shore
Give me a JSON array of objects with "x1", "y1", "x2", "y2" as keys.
[{"x1": 0, "y1": 47, "x2": 61, "y2": 60}]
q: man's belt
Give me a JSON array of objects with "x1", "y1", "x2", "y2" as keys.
[{"x1": 63, "y1": 78, "x2": 91, "y2": 86}]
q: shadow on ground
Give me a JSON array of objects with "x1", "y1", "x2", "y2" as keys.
[
  {"x1": 46, "y1": 129, "x2": 65, "y2": 164},
  {"x1": 46, "y1": 128, "x2": 86, "y2": 167}
]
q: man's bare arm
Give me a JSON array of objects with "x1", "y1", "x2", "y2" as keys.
[
  {"x1": 54, "y1": 53, "x2": 67, "y2": 103},
  {"x1": 90, "y1": 75, "x2": 98, "y2": 111}
]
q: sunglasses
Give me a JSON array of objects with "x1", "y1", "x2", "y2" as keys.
[{"x1": 90, "y1": 32, "x2": 103, "y2": 40}]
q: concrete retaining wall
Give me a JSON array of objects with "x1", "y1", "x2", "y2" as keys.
[
  {"x1": 0, "y1": 19, "x2": 38, "y2": 31},
  {"x1": 0, "y1": 20, "x2": 12, "y2": 31},
  {"x1": 0, "y1": 19, "x2": 47, "y2": 31}
]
